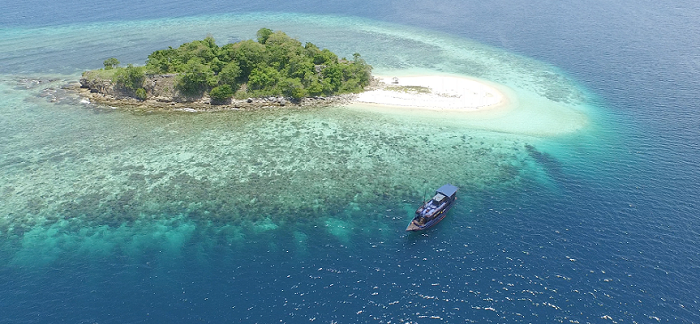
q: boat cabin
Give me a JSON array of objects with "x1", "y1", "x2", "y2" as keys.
[
  {"x1": 417, "y1": 193, "x2": 449, "y2": 217},
  {"x1": 435, "y1": 184, "x2": 458, "y2": 199},
  {"x1": 408, "y1": 184, "x2": 459, "y2": 230}
]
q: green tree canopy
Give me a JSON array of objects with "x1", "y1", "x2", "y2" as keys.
[
  {"x1": 176, "y1": 59, "x2": 216, "y2": 96},
  {"x1": 218, "y1": 61, "x2": 242, "y2": 88},
  {"x1": 103, "y1": 57, "x2": 120, "y2": 70},
  {"x1": 113, "y1": 64, "x2": 145, "y2": 91},
  {"x1": 256, "y1": 28, "x2": 274, "y2": 44},
  {"x1": 230, "y1": 40, "x2": 266, "y2": 78},
  {"x1": 209, "y1": 85, "x2": 234, "y2": 102},
  {"x1": 106, "y1": 28, "x2": 373, "y2": 100}
]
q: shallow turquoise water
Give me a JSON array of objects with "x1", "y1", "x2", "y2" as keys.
[
  {"x1": 1, "y1": 3, "x2": 699, "y2": 323},
  {"x1": 0, "y1": 13, "x2": 599, "y2": 237}
]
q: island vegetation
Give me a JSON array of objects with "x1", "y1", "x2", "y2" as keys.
[{"x1": 80, "y1": 28, "x2": 373, "y2": 107}]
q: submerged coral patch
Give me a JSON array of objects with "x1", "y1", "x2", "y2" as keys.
[
  {"x1": 0, "y1": 99, "x2": 536, "y2": 236},
  {"x1": 0, "y1": 12, "x2": 597, "y2": 246}
]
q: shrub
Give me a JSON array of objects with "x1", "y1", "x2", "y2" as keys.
[
  {"x1": 113, "y1": 64, "x2": 145, "y2": 91},
  {"x1": 135, "y1": 88, "x2": 147, "y2": 100},
  {"x1": 209, "y1": 85, "x2": 234, "y2": 102}
]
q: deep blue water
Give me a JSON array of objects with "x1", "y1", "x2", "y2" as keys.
[{"x1": 1, "y1": 1, "x2": 699, "y2": 323}]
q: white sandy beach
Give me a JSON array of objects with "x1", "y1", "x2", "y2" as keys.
[{"x1": 354, "y1": 75, "x2": 505, "y2": 111}]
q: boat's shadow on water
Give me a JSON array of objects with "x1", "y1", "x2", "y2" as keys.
[
  {"x1": 401, "y1": 223, "x2": 447, "y2": 242},
  {"x1": 402, "y1": 231, "x2": 432, "y2": 242}
]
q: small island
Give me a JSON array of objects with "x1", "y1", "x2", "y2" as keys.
[
  {"x1": 79, "y1": 28, "x2": 374, "y2": 111},
  {"x1": 77, "y1": 28, "x2": 507, "y2": 112}
]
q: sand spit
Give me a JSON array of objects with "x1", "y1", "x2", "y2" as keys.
[{"x1": 355, "y1": 75, "x2": 505, "y2": 111}]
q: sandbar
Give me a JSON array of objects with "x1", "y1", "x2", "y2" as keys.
[{"x1": 354, "y1": 75, "x2": 506, "y2": 111}]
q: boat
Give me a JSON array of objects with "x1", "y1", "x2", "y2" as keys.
[{"x1": 406, "y1": 184, "x2": 459, "y2": 231}]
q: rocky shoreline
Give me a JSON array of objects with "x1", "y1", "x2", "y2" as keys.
[
  {"x1": 75, "y1": 73, "x2": 365, "y2": 112},
  {"x1": 21, "y1": 73, "x2": 505, "y2": 114}
]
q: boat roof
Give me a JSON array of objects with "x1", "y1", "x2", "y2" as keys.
[{"x1": 436, "y1": 184, "x2": 459, "y2": 197}]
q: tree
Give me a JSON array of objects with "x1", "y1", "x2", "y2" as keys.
[
  {"x1": 248, "y1": 65, "x2": 280, "y2": 91},
  {"x1": 177, "y1": 38, "x2": 218, "y2": 64},
  {"x1": 278, "y1": 51, "x2": 310, "y2": 80},
  {"x1": 351, "y1": 53, "x2": 372, "y2": 87},
  {"x1": 209, "y1": 85, "x2": 234, "y2": 103},
  {"x1": 113, "y1": 64, "x2": 145, "y2": 91},
  {"x1": 304, "y1": 42, "x2": 321, "y2": 58},
  {"x1": 232, "y1": 40, "x2": 266, "y2": 78},
  {"x1": 279, "y1": 78, "x2": 306, "y2": 99},
  {"x1": 103, "y1": 58, "x2": 120, "y2": 70},
  {"x1": 306, "y1": 78, "x2": 323, "y2": 96},
  {"x1": 256, "y1": 28, "x2": 274, "y2": 44},
  {"x1": 145, "y1": 47, "x2": 178, "y2": 73},
  {"x1": 218, "y1": 61, "x2": 242, "y2": 89},
  {"x1": 313, "y1": 49, "x2": 338, "y2": 65},
  {"x1": 321, "y1": 64, "x2": 343, "y2": 93},
  {"x1": 95, "y1": 29, "x2": 373, "y2": 101},
  {"x1": 263, "y1": 31, "x2": 307, "y2": 75},
  {"x1": 176, "y1": 59, "x2": 215, "y2": 96}
]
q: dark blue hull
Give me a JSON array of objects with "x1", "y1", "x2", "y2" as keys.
[{"x1": 406, "y1": 197, "x2": 456, "y2": 231}]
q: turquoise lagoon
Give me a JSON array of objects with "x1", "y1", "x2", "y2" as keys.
[
  {"x1": 1, "y1": 13, "x2": 598, "y2": 252},
  {"x1": 1, "y1": 10, "x2": 678, "y2": 324}
]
